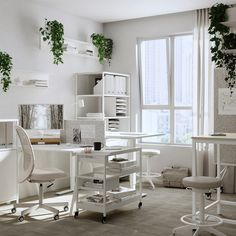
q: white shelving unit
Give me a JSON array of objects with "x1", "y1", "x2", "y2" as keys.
[
  {"x1": 40, "y1": 36, "x2": 98, "y2": 59},
  {"x1": 0, "y1": 119, "x2": 18, "y2": 204},
  {"x1": 73, "y1": 147, "x2": 142, "y2": 223},
  {"x1": 75, "y1": 72, "x2": 131, "y2": 132}
]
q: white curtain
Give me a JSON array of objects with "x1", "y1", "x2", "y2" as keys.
[{"x1": 193, "y1": 9, "x2": 214, "y2": 176}]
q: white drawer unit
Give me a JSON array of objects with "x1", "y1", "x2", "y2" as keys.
[{"x1": 0, "y1": 119, "x2": 18, "y2": 204}]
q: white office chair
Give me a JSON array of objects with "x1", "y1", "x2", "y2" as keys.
[{"x1": 12, "y1": 126, "x2": 68, "y2": 222}]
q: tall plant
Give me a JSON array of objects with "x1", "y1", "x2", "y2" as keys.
[
  {"x1": 208, "y1": 3, "x2": 236, "y2": 91},
  {"x1": 0, "y1": 51, "x2": 13, "y2": 92},
  {"x1": 40, "y1": 19, "x2": 64, "y2": 65},
  {"x1": 91, "y1": 33, "x2": 113, "y2": 66}
]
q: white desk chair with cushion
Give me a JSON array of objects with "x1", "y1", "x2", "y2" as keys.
[{"x1": 12, "y1": 126, "x2": 68, "y2": 222}]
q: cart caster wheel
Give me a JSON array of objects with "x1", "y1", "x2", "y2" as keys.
[
  {"x1": 138, "y1": 202, "x2": 142, "y2": 209},
  {"x1": 11, "y1": 208, "x2": 16, "y2": 214},
  {"x1": 101, "y1": 216, "x2": 106, "y2": 224},
  {"x1": 64, "y1": 206, "x2": 69, "y2": 212},
  {"x1": 220, "y1": 186, "x2": 224, "y2": 193},
  {"x1": 205, "y1": 192, "x2": 212, "y2": 200},
  {"x1": 54, "y1": 214, "x2": 59, "y2": 220},
  {"x1": 18, "y1": 216, "x2": 24, "y2": 222},
  {"x1": 74, "y1": 211, "x2": 79, "y2": 219}
]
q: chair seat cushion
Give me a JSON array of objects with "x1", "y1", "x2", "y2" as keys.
[
  {"x1": 142, "y1": 149, "x2": 160, "y2": 156},
  {"x1": 29, "y1": 168, "x2": 67, "y2": 183},
  {"x1": 183, "y1": 176, "x2": 222, "y2": 189}
]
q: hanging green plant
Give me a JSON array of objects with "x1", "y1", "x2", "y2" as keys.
[
  {"x1": 39, "y1": 19, "x2": 64, "y2": 65},
  {"x1": 208, "y1": 3, "x2": 236, "y2": 91},
  {"x1": 0, "y1": 51, "x2": 13, "y2": 92},
  {"x1": 91, "y1": 33, "x2": 113, "y2": 66}
]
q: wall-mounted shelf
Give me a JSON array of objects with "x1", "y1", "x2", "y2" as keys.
[
  {"x1": 10, "y1": 70, "x2": 49, "y2": 88},
  {"x1": 40, "y1": 36, "x2": 98, "y2": 59}
]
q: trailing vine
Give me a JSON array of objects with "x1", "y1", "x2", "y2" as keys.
[
  {"x1": 40, "y1": 19, "x2": 64, "y2": 65},
  {"x1": 0, "y1": 51, "x2": 13, "y2": 92},
  {"x1": 91, "y1": 33, "x2": 113, "y2": 66},
  {"x1": 208, "y1": 3, "x2": 236, "y2": 91}
]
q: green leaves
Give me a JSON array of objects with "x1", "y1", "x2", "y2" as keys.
[
  {"x1": 91, "y1": 33, "x2": 113, "y2": 66},
  {"x1": 0, "y1": 51, "x2": 13, "y2": 92},
  {"x1": 208, "y1": 4, "x2": 236, "y2": 91},
  {"x1": 39, "y1": 19, "x2": 64, "y2": 65}
]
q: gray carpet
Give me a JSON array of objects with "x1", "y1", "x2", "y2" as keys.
[{"x1": 0, "y1": 185, "x2": 235, "y2": 236}]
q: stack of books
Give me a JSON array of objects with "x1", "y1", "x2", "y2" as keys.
[
  {"x1": 28, "y1": 80, "x2": 48, "y2": 87},
  {"x1": 108, "y1": 119, "x2": 119, "y2": 131},
  {"x1": 109, "y1": 157, "x2": 137, "y2": 173},
  {"x1": 108, "y1": 187, "x2": 136, "y2": 199},
  {"x1": 86, "y1": 194, "x2": 110, "y2": 203}
]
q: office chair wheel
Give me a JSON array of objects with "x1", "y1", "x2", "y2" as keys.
[
  {"x1": 11, "y1": 208, "x2": 16, "y2": 214},
  {"x1": 64, "y1": 206, "x2": 69, "y2": 212},
  {"x1": 54, "y1": 214, "x2": 59, "y2": 220},
  {"x1": 138, "y1": 202, "x2": 142, "y2": 209},
  {"x1": 74, "y1": 211, "x2": 79, "y2": 219},
  {"x1": 18, "y1": 216, "x2": 24, "y2": 222},
  {"x1": 205, "y1": 192, "x2": 212, "y2": 200},
  {"x1": 101, "y1": 216, "x2": 106, "y2": 224}
]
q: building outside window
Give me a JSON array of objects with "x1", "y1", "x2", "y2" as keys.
[{"x1": 139, "y1": 34, "x2": 193, "y2": 145}]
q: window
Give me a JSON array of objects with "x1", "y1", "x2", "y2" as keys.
[{"x1": 139, "y1": 34, "x2": 193, "y2": 144}]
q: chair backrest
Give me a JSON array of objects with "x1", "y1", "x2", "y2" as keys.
[{"x1": 16, "y1": 125, "x2": 35, "y2": 183}]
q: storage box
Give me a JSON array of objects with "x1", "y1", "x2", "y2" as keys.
[{"x1": 162, "y1": 166, "x2": 189, "y2": 188}]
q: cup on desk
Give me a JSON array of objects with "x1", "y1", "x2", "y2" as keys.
[
  {"x1": 84, "y1": 146, "x2": 93, "y2": 153},
  {"x1": 93, "y1": 142, "x2": 104, "y2": 151}
]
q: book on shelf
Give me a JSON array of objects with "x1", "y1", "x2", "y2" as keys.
[{"x1": 108, "y1": 187, "x2": 136, "y2": 199}]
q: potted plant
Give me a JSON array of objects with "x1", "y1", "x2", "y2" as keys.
[
  {"x1": 0, "y1": 51, "x2": 13, "y2": 92},
  {"x1": 40, "y1": 19, "x2": 64, "y2": 65},
  {"x1": 91, "y1": 33, "x2": 113, "y2": 66},
  {"x1": 208, "y1": 3, "x2": 236, "y2": 91}
]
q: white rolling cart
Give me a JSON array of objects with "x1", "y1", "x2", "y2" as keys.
[{"x1": 72, "y1": 147, "x2": 142, "y2": 223}]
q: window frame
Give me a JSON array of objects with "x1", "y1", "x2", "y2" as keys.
[{"x1": 138, "y1": 33, "x2": 193, "y2": 145}]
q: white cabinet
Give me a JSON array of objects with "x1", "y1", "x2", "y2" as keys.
[
  {"x1": 75, "y1": 72, "x2": 131, "y2": 132},
  {"x1": 0, "y1": 119, "x2": 18, "y2": 204}
]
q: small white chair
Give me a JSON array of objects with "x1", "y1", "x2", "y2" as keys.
[
  {"x1": 139, "y1": 149, "x2": 161, "y2": 189},
  {"x1": 12, "y1": 126, "x2": 68, "y2": 222},
  {"x1": 173, "y1": 176, "x2": 226, "y2": 236}
]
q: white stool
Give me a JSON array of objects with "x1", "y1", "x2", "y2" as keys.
[
  {"x1": 173, "y1": 176, "x2": 225, "y2": 236},
  {"x1": 139, "y1": 149, "x2": 161, "y2": 189}
]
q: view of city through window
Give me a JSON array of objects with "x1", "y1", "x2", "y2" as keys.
[{"x1": 140, "y1": 35, "x2": 193, "y2": 144}]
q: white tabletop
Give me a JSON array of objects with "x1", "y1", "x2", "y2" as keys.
[
  {"x1": 192, "y1": 133, "x2": 236, "y2": 143},
  {"x1": 105, "y1": 131, "x2": 163, "y2": 139}
]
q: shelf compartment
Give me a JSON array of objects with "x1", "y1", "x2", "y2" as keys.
[
  {"x1": 78, "y1": 172, "x2": 119, "y2": 191},
  {"x1": 77, "y1": 193, "x2": 141, "y2": 213}
]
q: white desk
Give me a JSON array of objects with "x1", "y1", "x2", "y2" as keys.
[{"x1": 192, "y1": 134, "x2": 236, "y2": 225}]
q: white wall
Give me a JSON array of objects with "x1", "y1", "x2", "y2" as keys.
[
  {"x1": 0, "y1": 0, "x2": 103, "y2": 119},
  {"x1": 0, "y1": 0, "x2": 103, "y2": 198},
  {"x1": 104, "y1": 11, "x2": 195, "y2": 173}
]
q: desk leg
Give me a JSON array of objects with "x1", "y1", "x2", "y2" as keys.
[
  {"x1": 70, "y1": 155, "x2": 79, "y2": 216},
  {"x1": 129, "y1": 139, "x2": 136, "y2": 189},
  {"x1": 192, "y1": 140, "x2": 197, "y2": 221},
  {"x1": 216, "y1": 144, "x2": 221, "y2": 215}
]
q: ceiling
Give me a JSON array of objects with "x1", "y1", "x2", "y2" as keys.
[{"x1": 34, "y1": 0, "x2": 236, "y2": 23}]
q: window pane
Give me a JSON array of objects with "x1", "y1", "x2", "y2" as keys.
[
  {"x1": 174, "y1": 110, "x2": 192, "y2": 144},
  {"x1": 174, "y1": 35, "x2": 193, "y2": 106},
  {"x1": 141, "y1": 39, "x2": 168, "y2": 105},
  {"x1": 142, "y1": 110, "x2": 170, "y2": 143}
]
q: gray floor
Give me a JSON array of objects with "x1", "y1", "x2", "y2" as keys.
[{"x1": 0, "y1": 184, "x2": 235, "y2": 236}]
